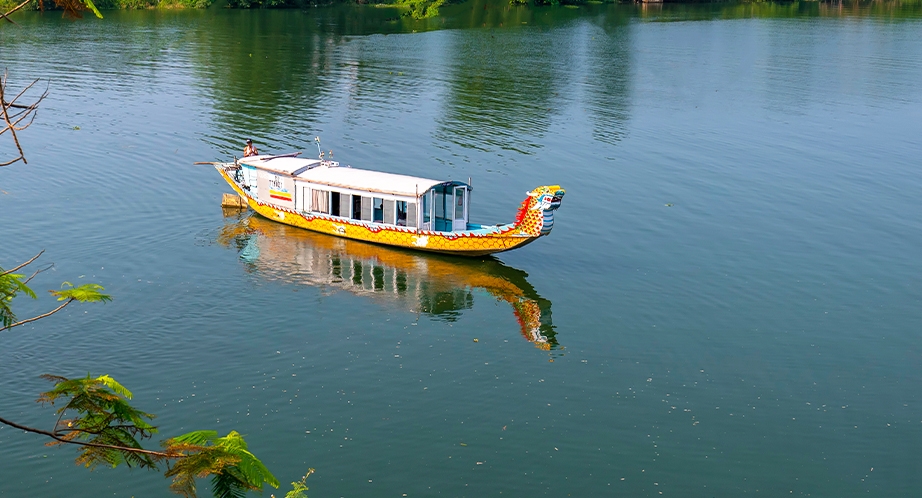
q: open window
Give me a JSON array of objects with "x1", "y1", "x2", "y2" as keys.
[
  {"x1": 331, "y1": 192, "x2": 342, "y2": 217},
  {"x1": 352, "y1": 195, "x2": 362, "y2": 220},
  {"x1": 329, "y1": 192, "x2": 350, "y2": 218},
  {"x1": 423, "y1": 184, "x2": 468, "y2": 232}
]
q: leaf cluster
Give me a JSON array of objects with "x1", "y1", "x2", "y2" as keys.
[
  {"x1": 50, "y1": 282, "x2": 113, "y2": 303},
  {"x1": 0, "y1": 270, "x2": 36, "y2": 328},
  {"x1": 164, "y1": 431, "x2": 280, "y2": 498},
  {"x1": 1, "y1": 253, "x2": 111, "y2": 333},
  {"x1": 25, "y1": 374, "x2": 280, "y2": 498},
  {"x1": 282, "y1": 469, "x2": 314, "y2": 498},
  {"x1": 39, "y1": 374, "x2": 162, "y2": 469}
]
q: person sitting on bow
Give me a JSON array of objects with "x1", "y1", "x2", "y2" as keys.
[{"x1": 243, "y1": 139, "x2": 259, "y2": 157}]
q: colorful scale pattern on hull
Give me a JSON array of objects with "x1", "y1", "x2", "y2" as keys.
[{"x1": 218, "y1": 167, "x2": 564, "y2": 257}]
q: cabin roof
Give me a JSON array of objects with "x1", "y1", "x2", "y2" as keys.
[{"x1": 240, "y1": 155, "x2": 468, "y2": 198}]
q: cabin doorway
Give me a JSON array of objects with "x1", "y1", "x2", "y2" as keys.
[
  {"x1": 429, "y1": 184, "x2": 467, "y2": 232},
  {"x1": 433, "y1": 187, "x2": 451, "y2": 232}
]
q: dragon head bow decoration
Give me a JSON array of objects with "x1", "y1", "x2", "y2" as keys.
[{"x1": 514, "y1": 185, "x2": 566, "y2": 237}]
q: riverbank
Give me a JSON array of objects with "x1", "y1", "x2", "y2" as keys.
[
  {"x1": 5, "y1": 0, "x2": 921, "y2": 21},
  {"x1": 0, "y1": 0, "x2": 504, "y2": 15}
]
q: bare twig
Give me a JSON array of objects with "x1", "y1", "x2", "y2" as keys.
[
  {"x1": 1, "y1": 71, "x2": 48, "y2": 167},
  {"x1": 21, "y1": 263, "x2": 55, "y2": 285},
  {"x1": 0, "y1": 298, "x2": 74, "y2": 332},
  {"x1": 0, "y1": 249, "x2": 45, "y2": 276},
  {"x1": 4, "y1": 77, "x2": 42, "y2": 108}
]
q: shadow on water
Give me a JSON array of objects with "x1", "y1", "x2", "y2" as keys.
[{"x1": 211, "y1": 211, "x2": 561, "y2": 351}]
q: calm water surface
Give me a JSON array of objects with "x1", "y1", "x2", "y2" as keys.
[{"x1": 2, "y1": 3, "x2": 922, "y2": 496}]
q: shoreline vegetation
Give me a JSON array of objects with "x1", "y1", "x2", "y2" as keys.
[{"x1": 3, "y1": 0, "x2": 921, "y2": 19}]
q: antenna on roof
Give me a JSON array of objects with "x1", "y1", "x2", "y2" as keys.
[{"x1": 314, "y1": 136, "x2": 323, "y2": 159}]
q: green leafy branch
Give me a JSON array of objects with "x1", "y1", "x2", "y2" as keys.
[
  {"x1": 165, "y1": 431, "x2": 281, "y2": 498},
  {"x1": 1, "y1": 251, "x2": 111, "y2": 333},
  {"x1": 1, "y1": 252, "x2": 288, "y2": 497},
  {"x1": 0, "y1": 374, "x2": 279, "y2": 497},
  {"x1": 279, "y1": 469, "x2": 314, "y2": 498}
]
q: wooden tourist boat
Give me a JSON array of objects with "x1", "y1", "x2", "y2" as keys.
[{"x1": 209, "y1": 146, "x2": 565, "y2": 257}]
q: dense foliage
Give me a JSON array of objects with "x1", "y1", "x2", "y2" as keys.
[{"x1": 1, "y1": 0, "x2": 625, "y2": 19}]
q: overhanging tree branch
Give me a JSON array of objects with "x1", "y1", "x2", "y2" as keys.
[
  {"x1": 1, "y1": 250, "x2": 46, "y2": 276},
  {"x1": 0, "y1": 0, "x2": 31, "y2": 25},
  {"x1": 0, "y1": 415, "x2": 176, "y2": 459},
  {"x1": 0, "y1": 298, "x2": 73, "y2": 333},
  {"x1": 1, "y1": 70, "x2": 48, "y2": 167}
]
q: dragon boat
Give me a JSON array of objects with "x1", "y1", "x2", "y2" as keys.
[{"x1": 209, "y1": 143, "x2": 565, "y2": 257}]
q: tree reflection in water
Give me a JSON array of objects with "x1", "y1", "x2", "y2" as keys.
[{"x1": 214, "y1": 211, "x2": 560, "y2": 350}]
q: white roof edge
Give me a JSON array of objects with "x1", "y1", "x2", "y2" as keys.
[{"x1": 240, "y1": 154, "x2": 470, "y2": 198}]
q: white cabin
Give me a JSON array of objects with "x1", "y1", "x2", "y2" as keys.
[{"x1": 235, "y1": 155, "x2": 472, "y2": 232}]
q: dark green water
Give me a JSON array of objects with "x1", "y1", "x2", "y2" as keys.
[{"x1": 2, "y1": 3, "x2": 922, "y2": 496}]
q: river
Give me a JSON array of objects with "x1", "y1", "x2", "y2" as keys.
[{"x1": 2, "y1": 2, "x2": 921, "y2": 496}]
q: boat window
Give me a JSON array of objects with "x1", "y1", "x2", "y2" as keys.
[
  {"x1": 422, "y1": 193, "x2": 430, "y2": 224},
  {"x1": 360, "y1": 196, "x2": 372, "y2": 221},
  {"x1": 352, "y1": 194, "x2": 362, "y2": 220},
  {"x1": 331, "y1": 192, "x2": 341, "y2": 217},
  {"x1": 434, "y1": 190, "x2": 445, "y2": 219},
  {"x1": 454, "y1": 188, "x2": 465, "y2": 219},
  {"x1": 311, "y1": 189, "x2": 330, "y2": 214},
  {"x1": 396, "y1": 201, "x2": 407, "y2": 226},
  {"x1": 331, "y1": 192, "x2": 352, "y2": 218},
  {"x1": 407, "y1": 202, "x2": 417, "y2": 228},
  {"x1": 373, "y1": 197, "x2": 384, "y2": 223},
  {"x1": 383, "y1": 200, "x2": 395, "y2": 225}
]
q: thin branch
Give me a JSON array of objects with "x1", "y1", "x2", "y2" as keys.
[
  {"x1": 0, "y1": 297, "x2": 73, "y2": 332},
  {"x1": 5, "y1": 77, "x2": 44, "y2": 109},
  {"x1": 1, "y1": 0, "x2": 32, "y2": 22},
  {"x1": 0, "y1": 11, "x2": 20, "y2": 26},
  {"x1": 20, "y1": 263, "x2": 55, "y2": 286},
  {"x1": 0, "y1": 108, "x2": 39, "y2": 134},
  {"x1": 54, "y1": 424, "x2": 154, "y2": 436},
  {"x1": 0, "y1": 72, "x2": 26, "y2": 165},
  {"x1": 1, "y1": 73, "x2": 46, "y2": 166},
  {"x1": 1, "y1": 249, "x2": 45, "y2": 276},
  {"x1": 4, "y1": 102, "x2": 39, "y2": 110},
  {"x1": 0, "y1": 415, "x2": 176, "y2": 459}
]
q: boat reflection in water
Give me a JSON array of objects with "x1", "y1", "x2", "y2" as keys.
[{"x1": 216, "y1": 212, "x2": 560, "y2": 350}]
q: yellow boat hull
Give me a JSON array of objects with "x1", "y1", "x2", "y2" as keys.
[{"x1": 217, "y1": 167, "x2": 561, "y2": 257}]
